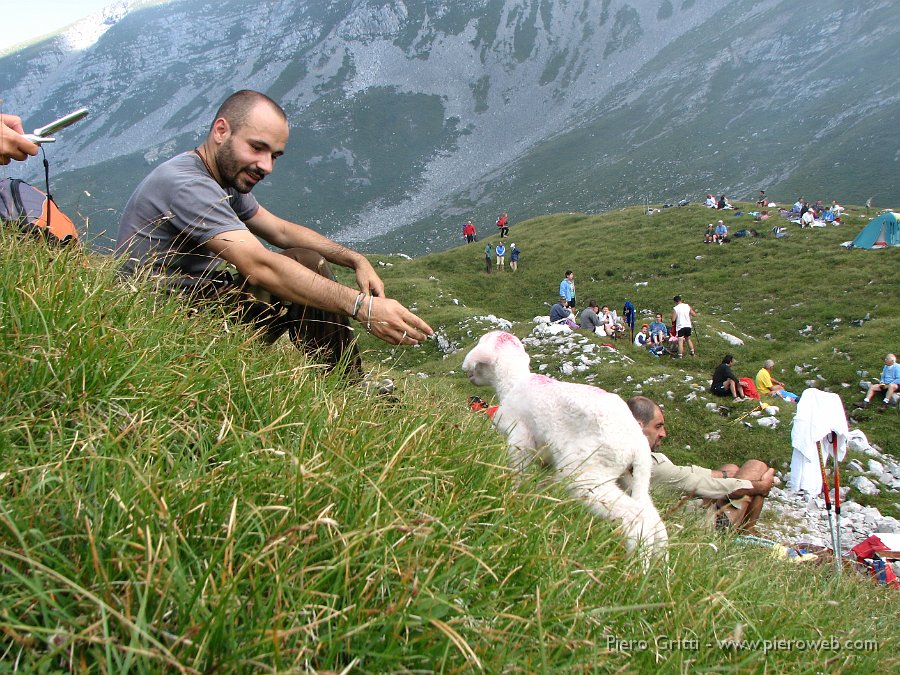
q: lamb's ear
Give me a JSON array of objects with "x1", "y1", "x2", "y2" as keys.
[{"x1": 463, "y1": 339, "x2": 498, "y2": 369}]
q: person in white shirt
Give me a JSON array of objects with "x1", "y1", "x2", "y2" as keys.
[
  {"x1": 634, "y1": 324, "x2": 651, "y2": 348},
  {"x1": 671, "y1": 295, "x2": 697, "y2": 358}
]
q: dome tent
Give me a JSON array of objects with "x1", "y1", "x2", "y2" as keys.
[{"x1": 850, "y1": 212, "x2": 900, "y2": 249}]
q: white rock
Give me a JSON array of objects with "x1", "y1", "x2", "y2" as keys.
[
  {"x1": 847, "y1": 429, "x2": 869, "y2": 452},
  {"x1": 876, "y1": 518, "x2": 900, "y2": 533},
  {"x1": 850, "y1": 476, "x2": 881, "y2": 496},
  {"x1": 757, "y1": 417, "x2": 780, "y2": 428},
  {"x1": 533, "y1": 322, "x2": 571, "y2": 336},
  {"x1": 868, "y1": 459, "x2": 885, "y2": 475},
  {"x1": 717, "y1": 331, "x2": 745, "y2": 346},
  {"x1": 705, "y1": 430, "x2": 721, "y2": 442}
]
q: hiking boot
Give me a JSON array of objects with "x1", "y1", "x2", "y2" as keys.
[
  {"x1": 857, "y1": 400, "x2": 870, "y2": 409},
  {"x1": 879, "y1": 402, "x2": 890, "y2": 412}
]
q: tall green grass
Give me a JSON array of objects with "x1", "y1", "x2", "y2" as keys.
[{"x1": 1, "y1": 211, "x2": 898, "y2": 672}]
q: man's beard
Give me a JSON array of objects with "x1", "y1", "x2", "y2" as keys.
[{"x1": 215, "y1": 138, "x2": 265, "y2": 193}]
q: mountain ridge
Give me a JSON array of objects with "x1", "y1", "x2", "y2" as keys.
[{"x1": 1, "y1": 0, "x2": 898, "y2": 254}]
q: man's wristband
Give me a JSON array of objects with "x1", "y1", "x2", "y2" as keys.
[{"x1": 350, "y1": 292, "x2": 365, "y2": 320}]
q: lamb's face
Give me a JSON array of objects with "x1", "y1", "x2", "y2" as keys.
[{"x1": 462, "y1": 331, "x2": 530, "y2": 386}]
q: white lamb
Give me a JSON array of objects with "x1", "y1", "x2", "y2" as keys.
[{"x1": 462, "y1": 331, "x2": 667, "y2": 561}]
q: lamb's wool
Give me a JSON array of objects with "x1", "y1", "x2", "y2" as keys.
[{"x1": 462, "y1": 331, "x2": 668, "y2": 562}]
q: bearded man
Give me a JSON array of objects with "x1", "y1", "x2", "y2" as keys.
[{"x1": 116, "y1": 90, "x2": 431, "y2": 372}]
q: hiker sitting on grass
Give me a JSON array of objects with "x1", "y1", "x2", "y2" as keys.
[
  {"x1": 550, "y1": 297, "x2": 578, "y2": 329},
  {"x1": 648, "y1": 313, "x2": 669, "y2": 345},
  {"x1": 858, "y1": 353, "x2": 900, "y2": 412},
  {"x1": 711, "y1": 355, "x2": 746, "y2": 401},
  {"x1": 714, "y1": 220, "x2": 728, "y2": 243},
  {"x1": 115, "y1": 90, "x2": 432, "y2": 375},
  {"x1": 627, "y1": 396, "x2": 775, "y2": 534},
  {"x1": 634, "y1": 324, "x2": 651, "y2": 348},
  {"x1": 579, "y1": 299, "x2": 603, "y2": 334},
  {"x1": 599, "y1": 305, "x2": 625, "y2": 338},
  {"x1": 755, "y1": 360, "x2": 786, "y2": 398}
]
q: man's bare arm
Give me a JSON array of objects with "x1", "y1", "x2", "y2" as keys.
[
  {"x1": 204, "y1": 231, "x2": 432, "y2": 345},
  {"x1": 245, "y1": 206, "x2": 384, "y2": 296}
]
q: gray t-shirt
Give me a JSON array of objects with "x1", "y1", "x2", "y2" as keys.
[
  {"x1": 115, "y1": 152, "x2": 259, "y2": 279},
  {"x1": 580, "y1": 307, "x2": 602, "y2": 331}
]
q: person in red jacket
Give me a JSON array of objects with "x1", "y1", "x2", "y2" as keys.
[
  {"x1": 496, "y1": 213, "x2": 509, "y2": 237},
  {"x1": 462, "y1": 220, "x2": 477, "y2": 243}
]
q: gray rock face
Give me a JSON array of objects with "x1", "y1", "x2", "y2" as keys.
[{"x1": 2, "y1": 0, "x2": 899, "y2": 253}]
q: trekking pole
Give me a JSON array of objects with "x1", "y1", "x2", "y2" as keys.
[
  {"x1": 815, "y1": 439, "x2": 839, "y2": 564},
  {"x1": 731, "y1": 402, "x2": 765, "y2": 424},
  {"x1": 831, "y1": 433, "x2": 842, "y2": 576}
]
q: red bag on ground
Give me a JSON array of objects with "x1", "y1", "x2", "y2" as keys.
[
  {"x1": 739, "y1": 377, "x2": 759, "y2": 400},
  {"x1": 851, "y1": 535, "x2": 891, "y2": 561}
]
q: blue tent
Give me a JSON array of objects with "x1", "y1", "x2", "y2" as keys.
[{"x1": 851, "y1": 212, "x2": 900, "y2": 249}]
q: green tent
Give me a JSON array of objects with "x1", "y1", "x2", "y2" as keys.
[{"x1": 851, "y1": 212, "x2": 900, "y2": 249}]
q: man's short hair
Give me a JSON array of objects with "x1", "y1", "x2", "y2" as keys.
[
  {"x1": 212, "y1": 90, "x2": 287, "y2": 133},
  {"x1": 764, "y1": 359, "x2": 775, "y2": 369},
  {"x1": 627, "y1": 396, "x2": 659, "y2": 425},
  {"x1": 587, "y1": 299, "x2": 598, "y2": 309},
  {"x1": 564, "y1": 270, "x2": 573, "y2": 277},
  {"x1": 673, "y1": 295, "x2": 682, "y2": 303},
  {"x1": 723, "y1": 354, "x2": 734, "y2": 364}
]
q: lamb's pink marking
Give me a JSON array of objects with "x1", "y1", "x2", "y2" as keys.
[
  {"x1": 530, "y1": 374, "x2": 554, "y2": 385},
  {"x1": 494, "y1": 332, "x2": 521, "y2": 350}
]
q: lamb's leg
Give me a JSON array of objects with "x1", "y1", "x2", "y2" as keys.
[
  {"x1": 562, "y1": 467, "x2": 668, "y2": 565},
  {"x1": 496, "y1": 414, "x2": 535, "y2": 473}
]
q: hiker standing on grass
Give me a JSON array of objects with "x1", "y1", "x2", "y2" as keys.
[
  {"x1": 496, "y1": 213, "x2": 509, "y2": 237},
  {"x1": 509, "y1": 243, "x2": 520, "y2": 272},
  {"x1": 0, "y1": 114, "x2": 39, "y2": 164},
  {"x1": 671, "y1": 295, "x2": 696, "y2": 358},
  {"x1": 495, "y1": 241, "x2": 506, "y2": 269},
  {"x1": 627, "y1": 396, "x2": 774, "y2": 534},
  {"x1": 462, "y1": 220, "x2": 476, "y2": 243},
  {"x1": 115, "y1": 90, "x2": 432, "y2": 375},
  {"x1": 559, "y1": 270, "x2": 576, "y2": 310},
  {"x1": 484, "y1": 243, "x2": 493, "y2": 274}
]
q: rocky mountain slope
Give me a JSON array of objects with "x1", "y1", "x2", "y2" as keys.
[{"x1": 1, "y1": 0, "x2": 898, "y2": 253}]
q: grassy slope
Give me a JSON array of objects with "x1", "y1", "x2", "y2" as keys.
[{"x1": 1, "y1": 203, "x2": 898, "y2": 672}]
